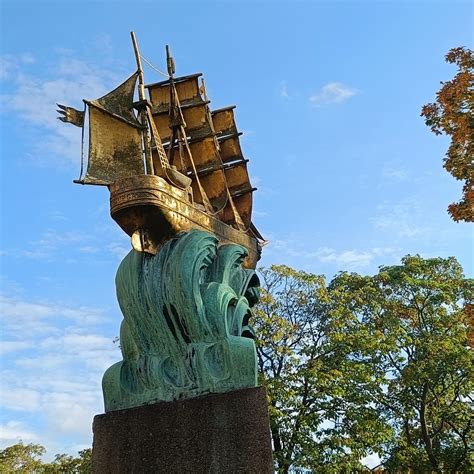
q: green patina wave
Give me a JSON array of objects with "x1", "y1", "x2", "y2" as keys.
[{"x1": 102, "y1": 230, "x2": 259, "y2": 412}]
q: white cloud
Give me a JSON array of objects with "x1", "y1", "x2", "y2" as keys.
[
  {"x1": 38, "y1": 333, "x2": 117, "y2": 371},
  {"x1": 0, "y1": 52, "x2": 121, "y2": 166},
  {"x1": 370, "y1": 201, "x2": 428, "y2": 239},
  {"x1": 0, "y1": 290, "x2": 119, "y2": 453},
  {"x1": 0, "y1": 53, "x2": 35, "y2": 80},
  {"x1": 0, "y1": 294, "x2": 106, "y2": 336},
  {"x1": 382, "y1": 165, "x2": 408, "y2": 181},
  {"x1": 0, "y1": 340, "x2": 32, "y2": 355},
  {"x1": 310, "y1": 246, "x2": 398, "y2": 269},
  {"x1": 0, "y1": 421, "x2": 38, "y2": 443},
  {"x1": 309, "y1": 82, "x2": 358, "y2": 106},
  {"x1": 79, "y1": 246, "x2": 99, "y2": 254},
  {"x1": 19, "y1": 53, "x2": 35, "y2": 65},
  {"x1": 252, "y1": 209, "x2": 268, "y2": 219},
  {"x1": 266, "y1": 237, "x2": 398, "y2": 271},
  {"x1": 43, "y1": 391, "x2": 98, "y2": 436},
  {"x1": 279, "y1": 80, "x2": 290, "y2": 99},
  {"x1": 373, "y1": 215, "x2": 423, "y2": 238},
  {"x1": 250, "y1": 175, "x2": 273, "y2": 198},
  {"x1": 0, "y1": 388, "x2": 42, "y2": 412},
  {"x1": 19, "y1": 230, "x2": 90, "y2": 260},
  {"x1": 314, "y1": 248, "x2": 374, "y2": 267},
  {"x1": 107, "y1": 241, "x2": 131, "y2": 260},
  {"x1": 47, "y1": 210, "x2": 68, "y2": 221},
  {"x1": 5, "y1": 225, "x2": 133, "y2": 262}
]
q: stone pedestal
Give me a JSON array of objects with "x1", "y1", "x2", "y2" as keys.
[{"x1": 91, "y1": 386, "x2": 274, "y2": 473}]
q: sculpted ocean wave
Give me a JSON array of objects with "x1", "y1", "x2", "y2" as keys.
[{"x1": 102, "y1": 229, "x2": 259, "y2": 412}]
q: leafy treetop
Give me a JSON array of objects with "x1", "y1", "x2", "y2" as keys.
[{"x1": 421, "y1": 47, "x2": 474, "y2": 222}]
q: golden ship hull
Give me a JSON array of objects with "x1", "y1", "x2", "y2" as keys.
[{"x1": 110, "y1": 174, "x2": 261, "y2": 269}]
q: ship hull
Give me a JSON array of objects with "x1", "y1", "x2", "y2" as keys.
[{"x1": 109, "y1": 175, "x2": 260, "y2": 268}]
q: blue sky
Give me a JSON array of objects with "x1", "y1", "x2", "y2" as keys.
[{"x1": 1, "y1": 0, "x2": 472, "y2": 464}]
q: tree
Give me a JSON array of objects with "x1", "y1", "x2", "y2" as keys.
[
  {"x1": 421, "y1": 47, "x2": 474, "y2": 222},
  {"x1": 0, "y1": 443, "x2": 91, "y2": 474},
  {"x1": 254, "y1": 265, "x2": 391, "y2": 473},
  {"x1": 44, "y1": 449, "x2": 91, "y2": 473},
  {"x1": 330, "y1": 255, "x2": 473, "y2": 472},
  {"x1": 0, "y1": 442, "x2": 45, "y2": 473},
  {"x1": 256, "y1": 256, "x2": 473, "y2": 472}
]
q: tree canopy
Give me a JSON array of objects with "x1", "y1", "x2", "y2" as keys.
[
  {"x1": 255, "y1": 256, "x2": 473, "y2": 472},
  {"x1": 421, "y1": 47, "x2": 474, "y2": 222},
  {"x1": 0, "y1": 443, "x2": 91, "y2": 474}
]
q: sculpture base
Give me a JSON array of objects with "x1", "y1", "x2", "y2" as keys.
[{"x1": 91, "y1": 386, "x2": 274, "y2": 473}]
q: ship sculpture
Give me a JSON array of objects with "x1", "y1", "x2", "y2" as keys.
[{"x1": 58, "y1": 33, "x2": 264, "y2": 268}]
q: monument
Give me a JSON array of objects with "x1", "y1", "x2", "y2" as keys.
[{"x1": 58, "y1": 32, "x2": 273, "y2": 473}]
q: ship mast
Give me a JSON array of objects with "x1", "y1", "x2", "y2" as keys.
[
  {"x1": 200, "y1": 78, "x2": 245, "y2": 231},
  {"x1": 166, "y1": 45, "x2": 213, "y2": 212},
  {"x1": 130, "y1": 32, "x2": 154, "y2": 175}
]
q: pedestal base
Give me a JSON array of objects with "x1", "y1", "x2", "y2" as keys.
[{"x1": 91, "y1": 386, "x2": 274, "y2": 473}]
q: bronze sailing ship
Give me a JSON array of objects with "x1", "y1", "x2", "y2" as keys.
[{"x1": 58, "y1": 33, "x2": 264, "y2": 268}]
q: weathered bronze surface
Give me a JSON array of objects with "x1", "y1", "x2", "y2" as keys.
[{"x1": 102, "y1": 230, "x2": 260, "y2": 411}]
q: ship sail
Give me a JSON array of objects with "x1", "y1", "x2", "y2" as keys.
[
  {"x1": 146, "y1": 76, "x2": 258, "y2": 228},
  {"x1": 146, "y1": 74, "x2": 227, "y2": 211},
  {"x1": 79, "y1": 72, "x2": 145, "y2": 185},
  {"x1": 212, "y1": 106, "x2": 256, "y2": 228}
]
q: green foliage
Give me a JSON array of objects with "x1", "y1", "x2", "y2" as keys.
[
  {"x1": 43, "y1": 449, "x2": 91, "y2": 473},
  {"x1": 0, "y1": 443, "x2": 91, "y2": 474},
  {"x1": 256, "y1": 256, "x2": 473, "y2": 473},
  {"x1": 0, "y1": 442, "x2": 45, "y2": 473},
  {"x1": 255, "y1": 265, "x2": 391, "y2": 473}
]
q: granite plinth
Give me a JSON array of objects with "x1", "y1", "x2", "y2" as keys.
[{"x1": 91, "y1": 386, "x2": 274, "y2": 473}]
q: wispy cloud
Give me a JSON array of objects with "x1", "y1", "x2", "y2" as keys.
[
  {"x1": 0, "y1": 340, "x2": 32, "y2": 355},
  {"x1": 78, "y1": 246, "x2": 99, "y2": 254},
  {"x1": 0, "y1": 51, "x2": 122, "y2": 166},
  {"x1": 20, "y1": 230, "x2": 90, "y2": 260},
  {"x1": 381, "y1": 164, "x2": 408, "y2": 181},
  {"x1": 370, "y1": 201, "x2": 429, "y2": 239},
  {"x1": 0, "y1": 388, "x2": 42, "y2": 412},
  {"x1": 315, "y1": 246, "x2": 397, "y2": 269},
  {"x1": 314, "y1": 247, "x2": 375, "y2": 267},
  {"x1": 267, "y1": 237, "x2": 398, "y2": 271},
  {"x1": 0, "y1": 289, "x2": 118, "y2": 453},
  {"x1": 0, "y1": 294, "x2": 107, "y2": 335},
  {"x1": 279, "y1": 80, "x2": 290, "y2": 99},
  {"x1": 0, "y1": 53, "x2": 35, "y2": 80},
  {"x1": 252, "y1": 209, "x2": 268, "y2": 219},
  {"x1": 309, "y1": 82, "x2": 358, "y2": 106},
  {"x1": 107, "y1": 242, "x2": 131, "y2": 260},
  {"x1": 3, "y1": 225, "x2": 131, "y2": 262},
  {"x1": 0, "y1": 421, "x2": 38, "y2": 443},
  {"x1": 251, "y1": 175, "x2": 273, "y2": 198}
]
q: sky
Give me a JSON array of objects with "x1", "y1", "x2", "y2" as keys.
[{"x1": 0, "y1": 0, "x2": 472, "y2": 466}]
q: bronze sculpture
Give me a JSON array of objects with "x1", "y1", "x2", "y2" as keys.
[{"x1": 58, "y1": 32, "x2": 264, "y2": 269}]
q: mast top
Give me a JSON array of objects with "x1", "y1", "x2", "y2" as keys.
[{"x1": 166, "y1": 45, "x2": 175, "y2": 77}]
